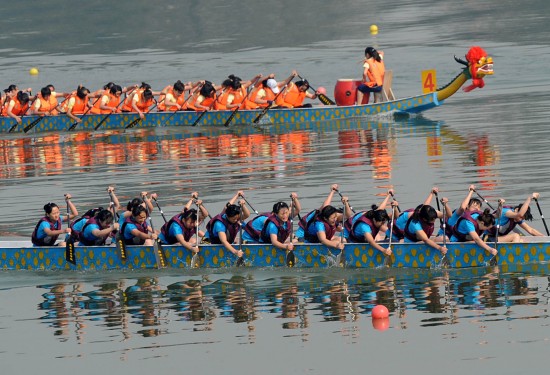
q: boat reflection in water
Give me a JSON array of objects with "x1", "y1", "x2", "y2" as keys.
[{"x1": 36, "y1": 264, "x2": 547, "y2": 344}]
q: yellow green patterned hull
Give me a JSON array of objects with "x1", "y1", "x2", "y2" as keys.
[{"x1": 1, "y1": 241, "x2": 548, "y2": 271}]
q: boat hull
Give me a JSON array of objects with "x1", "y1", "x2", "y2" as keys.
[
  {"x1": 1, "y1": 93, "x2": 440, "y2": 135},
  {"x1": 1, "y1": 241, "x2": 549, "y2": 271}
]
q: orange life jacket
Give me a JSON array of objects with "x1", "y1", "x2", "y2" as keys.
[
  {"x1": 67, "y1": 94, "x2": 88, "y2": 115},
  {"x1": 157, "y1": 87, "x2": 186, "y2": 112},
  {"x1": 188, "y1": 93, "x2": 217, "y2": 112},
  {"x1": 279, "y1": 83, "x2": 306, "y2": 108},
  {"x1": 37, "y1": 94, "x2": 59, "y2": 115},
  {"x1": 214, "y1": 89, "x2": 232, "y2": 110},
  {"x1": 366, "y1": 54, "x2": 385, "y2": 86},
  {"x1": 91, "y1": 92, "x2": 121, "y2": 114},
  {"x1": 122, "y1": 90, "x2": 153, "y2": 112},
  {"x1": 4, "y1": 98, "x2": 30, "y2": 116}
]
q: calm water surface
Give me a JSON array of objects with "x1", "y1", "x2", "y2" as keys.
[{"x1": 1, "y1": 0, "x2": 550, "y2": 374}]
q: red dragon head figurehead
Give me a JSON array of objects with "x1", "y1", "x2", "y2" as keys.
[{"x1": 455, "y1": 46, "x2": 494, "y2": 92}]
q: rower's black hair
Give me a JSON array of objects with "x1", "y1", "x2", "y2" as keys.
[
  {"x1": 200, "y1": 83, "x2": 215, "y2": 97},
  {"x1": 225, "y1": 204, "x2": 241, "y2": 218},
  {"x1": 411, "y1": 204, "x2": 437, "y2": 223},
  {"x1": 103, "y1": 82, "x2": 115, "y2": 90},
  {"x1": 173, "y1": 80, "x2": 185, "y2": 93},
  {"x1": 127, "y1": 197, "x2": 144, "y2": 211},
  {"x1": 4, "y1": 84, "x2": 17, "y2": 93},
  {"x1": 96, "y1": 209, "x2": 114, "y2": 224},
  {"x1": 43, "y1": 202, "x2": 59, "y2": 214},
  {"x1": 46, "y1": 84, "x2": 55, "y2": 91},
  {"x1": 229, "y1": 75, "x2": 242, "y2": 90},
  {"x1": 181, "y1": 207, "x2": 198, "y2": 221},
  {"x1": 82, "y1": 207, "x2": 104, "y2": 218},
  {"x1": 109, "y1": 85, "x2": 122, "y2": 95},
  {"x1": 272, "y1": 201, "x2": 289, "y2": 214},
  {"x1": 319, "y1": 205, "x2": 338, "y2": 221},
  {"x1": 143, "y1": 89, "x2": 154, "y2": 100},
  {"x1": 295, "y1": 80, "x2": 309, "y2": 87},
  {"x1": 478, "y1": 208, "x2": 495, "y2": 226},
  {"x1": 260, "y1": 79, "x2": 269, "y2": 87},
  {"x1": 76, "y1": 86, "x2": 89, "y2": 99},
  {"x1": 140, "y1": 82, "x2": 151, "y2": 90},
  {"x1": 365, "y1": 205, "x2": 389, "y2": 222},
  {"x1": 131, "y1": 205, "x2": 147, "y2": 217},
  {"x1": 514, "y1": 204, "x2": 533, "y2": 221},
  {"x1": 17, "y1": 91, "x2": 30, "y2": 104},
  {"x1": 221, "y1": 78, "x2": 233, "y2": 88},
  {"x1": 41, "y1": 86, "x2": 51, "y2": 97}
]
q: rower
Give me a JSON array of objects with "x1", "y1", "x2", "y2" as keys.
[{"x1": 31, "y1": 194, "x2": 78, "y2": 247}]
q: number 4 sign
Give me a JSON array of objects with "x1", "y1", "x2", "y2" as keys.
[{"x1": 421, "y1": 70, "x2": 437, "y2": 93}]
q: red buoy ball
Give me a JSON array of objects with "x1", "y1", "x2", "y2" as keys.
[
  {"x1": 371, "y1": 304, "x2": 389, "y2": 319},
  {"x1": 316, "y1": 86, "x2": 327, "y2": 95},
  {"x1": 372, "y1": 317, "x2": 390, "y2": 331}
]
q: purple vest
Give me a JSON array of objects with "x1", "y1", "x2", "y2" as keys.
[
  {"x1": 160, "y1": 213, "x2": 196, "y2": 244},
  {"x1": 260, "y1": 214, "x2": 291, "y2": 243},
  {"x1": 31, "y1": 216, "x2": 62, "y2": 246},
  {"x1": 206, "y1": 213, "x2": 240, "y2": 244},
  {"x1": 452, "y1": 210, "x2": 483, "y2": 242},
  {"x1": 346, "y1": 212, "x2": 379, "y2": 243}
]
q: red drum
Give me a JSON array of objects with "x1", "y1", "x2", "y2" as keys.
[{"x1": 334, "y1": 79, "x2": 369, "y2": 106}]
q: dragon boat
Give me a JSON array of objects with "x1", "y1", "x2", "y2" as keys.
[
  {"x1": 1, "y1": 236, "x2": 548, "y2": 271},
  {"x1": 0, "y1": 47, "x2": 493, "y2": 136}
]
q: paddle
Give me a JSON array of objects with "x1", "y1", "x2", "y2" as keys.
[
  {"x1": 236, "y1": 203, "x2": 245, "y2": 267},
  {"x1": 489, "y1": 200, "x2": 503, "y2": 266},
  {"x1": 191, "y1": 88, "x2": 222, "y2": 127},
  {"x1": 384, "y1": 209, "x2": 394, "y2": 267},
  {"x1": 297, "y1": 74, "x2": 336, "y2": 105},
  {"x1": 68, "y1": 96, "x2": 101, "y2": 131},
  {"x1": 65, "y1": 201, "x2": 76, "y2": 265},
  {"x1": 286, "y1": 195, "x2": 296, "y2": 267},
  {"x1": 145, "y1": 205, "x2": 167, "y2": 269},
  {"x1": 534, "y1": 198, "x2": 550, "y2": 236},
  {"x1": 161, "y1": 84, "x2": 200, "y2": 127},
  {"x1": 94, "y1": 94, "x2": 127, "y2": 131},
  {"x1": 338, "y1": 198, "x2": 346, "y2": 267},
  {"x1": 125, "y1": 100, "x2": 157, "y2": 129},
  {"x1": 24, "y1": 96, "x2": 69, "y2": 133},
  {"x1": 23, "y1": 116, "x2": 44, "y2": 133},
  {"x1": 223, "y1": 76, "x2": 261, "y2": 127},
  {"x1": 8, "y1": 97, "x2": 35, "y2": 133},
  {"x1": 191, "y1": 200, "x2": 201, "y2": 268},
  {"x1": 111, "y1": 192, "x2": 127, "y2": 261},
  {"x1": 438, "y1": 198, "x2": 450, "y2": 267},
  {"x1": 152, "y1": 197, "x2": 168, "y2": 223},
  {"x1": 474, "y1": 189, "x2": 495, "y2": 210},
  {"x1": 239, "y1": 194, "x2": 259, "y2": 215},
  {"x1": 334, "y1": 189, "x2": 356, "y2": 214},
  {"x1": 252, "y1": 79, "x2": 293, "y2": 124}
]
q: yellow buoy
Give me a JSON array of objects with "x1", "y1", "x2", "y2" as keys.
[
  {"x1": 370, "y1": 24, "x2": 379, "y2": 35},
  {"x1": 29, "y1": 67, "x2": 39, "y2": 76}
]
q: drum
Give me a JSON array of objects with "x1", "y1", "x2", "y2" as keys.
[{"x1": 333, "y1": 79, "x2": 369, "y2": 106}]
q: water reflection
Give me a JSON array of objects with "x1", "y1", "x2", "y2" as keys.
[{"x1": 35, "y1": 265, "x2": 550, "y2": 345}]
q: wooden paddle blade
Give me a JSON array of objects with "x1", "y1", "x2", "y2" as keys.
[
  {"x1": 67, "y1": 121, "x2": 79, "y2": 131},
  {"x1": 23, "y1": 117, "x2": 42, "y2": 133},
  {"x1": 489, "y1": 255, "x2": 498, "y2": 266},
  {"x1": 125, "y1": 118, "x2": 141, "y2": 129},
  {"x1": 190, "y1": 252, "x2": 200, "y2": 268},
  {"x1": 318, "y1": 93, "x2": 335, "y2": 105},
  {"x1": 153, "y1": 240, "x2": 167, "y2": 268},
  {"x1": 65, "y1": 237, "x2": 76, "y2": 265},
  {"x1": 383, "y1": 254, "x2": 393, "y2": 267},
  {"x1": 235, "y1": 257, "x2": 245, "y2": 267},
  {"x1": 191, "y1": 111, "x2": 207, "y2": 127},
  {"x1": 8, "y1": 123, "x2": 19, "y2": 133},
  {"x1": 115, "y1": 233, "x2": 127, "y2": 260},
  {"x1": 285, "y1": 251, "x2": 295, "y2": 268}
]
